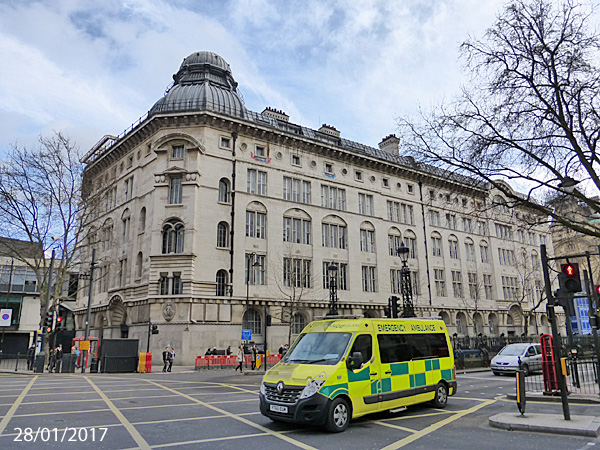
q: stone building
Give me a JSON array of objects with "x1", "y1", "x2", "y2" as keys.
[{"x1": 76, "y1": 51, "x2": 555, "y2": 364}]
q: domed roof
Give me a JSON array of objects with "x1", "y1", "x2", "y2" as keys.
[{"x1": 150, "y1": 51, "x2": 247, "y2": 118}]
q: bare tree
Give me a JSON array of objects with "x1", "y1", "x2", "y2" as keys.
[
  {"x1": 0, "y1": 132, "x2": 101, "y2": 352},
  {"x1": 399, "y1": 0, "x2": 600, "y2": 236}
]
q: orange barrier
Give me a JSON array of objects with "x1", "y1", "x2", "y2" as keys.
[
  {"x1": 146, "y1": 352, "x2": 152, "y2": 373},
  {"x1": 194, "y1": 354, "x2": 282, "y2": 370}
]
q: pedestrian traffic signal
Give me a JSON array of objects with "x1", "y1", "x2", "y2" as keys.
[
  {"x1": 384, "y1": 306, "x2": 391, "y2": 318},
  {"x1": 390, "y1": 296, "x2": 399, "y2": 318},
  {"x1": 151, "y1": 324, "x2": 159, "y2": 335},
  {"x1": 55, "y1": 316, "x2": 63, "y2": 330},
  {"x1": 560, "y1": 263, "x2": 582, "y2": 293},
  {"x1": 43, "y1": 311, "x2": 53, "y2": 329}
]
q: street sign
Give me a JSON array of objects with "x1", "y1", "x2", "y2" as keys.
[
  {"x1": 0, "y1": 309, "x2": 12, "y2": 327},
  {"x1": 79, "y1": 340, "x2": 91, "y2": 351},
  {"x1": 241, "y1": 329, "x2": 252, "y2": 341}
]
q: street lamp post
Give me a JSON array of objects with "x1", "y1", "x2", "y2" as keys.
[
  {"x1": 328, "y1": 263, "x2": 339, "y2": 316},
  {"x1": 82, "y1": 249, "x2": 96, "y2": 374},
  {"x1": 397, "y1": 243, "x2": 415, "y2": 318}
]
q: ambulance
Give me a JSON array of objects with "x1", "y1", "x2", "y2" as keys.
[{"x1": 259, "y1": 316, "x2": 456, "y2": 432}]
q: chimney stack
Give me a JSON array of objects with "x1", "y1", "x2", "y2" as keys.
[{"x1": 378, "y1": 134, "x2": 400, "y2": 155}]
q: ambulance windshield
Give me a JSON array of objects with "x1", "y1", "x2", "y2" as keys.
[{"x1": 283, "y1": 332, "x2": 352, "y2": 365}]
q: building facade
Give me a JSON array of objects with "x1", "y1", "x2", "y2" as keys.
[{"x1": 76, "y1": 52, "x2": 557, "y2": 364}]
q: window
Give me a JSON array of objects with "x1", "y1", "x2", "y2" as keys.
[
  {"x1": 243, "y1": 309, "x2": 262, "y2": 335},
  {"x1": 377, "y1": 333, "x2": 449, "y2": 364},
  {"x1": 124, "y1": 176, "x2": 134, "y2": 201},
  {"x1": 405, "y1": 233, "x2": 417, "y2": 258},
  {"x1": 169, "y1": 176, "x2": 183, "y2": 204},
  {"x1": 246, "y1": 254, "x2": 265, "y2": 285},
  {"x1": 361, "y1": 266, "x2": 377, "y2": 292},
  {"x1": 135, "y1": 252, "x2": 143, "y2": 278},
  {"x1": 247, "y1": 169, "x2": 267, "y2": 196},
  {"x1": 220, "y1": 136, "x2": 231, "y2": 149},
  {"x1": 162, "y1": 220, "x2": 184, "y2": 253},
  {"x1": 465, "y1": 240, "x2": 475, "y2": 262},
  {"x1": 350, "y1": 334, "x2": 373, "y2": 365},
  {"x1": 159, "y1": 274, "x2": 169, "y2": 295},
  {"x1": 360, "y1": 229, "x2": 376, "y2": 253},
  {"x1": 480, "y1": 241, "x2": 489, "y2": 263},
  {"x1": 502, "y1": 276, "x2": 519, "y2": 300},
  {"x1": 446, "y1": 214, "x2": 457, "y2": 230},
  {"x1": 407, "y1": 184, "x2": 414, "y2": 194},
  {"x1": 483, "y1": 274, "x2": 493, "y2": 299},
  {"x1": 321, "y1": 185, "x2": 346, "y2": 210},
  {"x1": 292, "y1": 313, "x2": 306, "y2": 334},
  {"x1": 322, "y1": 222, "x2": 347, "y2": 249},
  {"x1": 431, "y1": 233, "x2": 442, "y2": 257},
  {"x1": 283, "y1": 177, "x2": 311, "y2": 204},
  {"x1": 172, "y1": 274, "x2": 183, "y2": 295},
  {"x1": 429, "y1": 210, "x2": 440, "y2": 226},
  {"x1": 122, "y1": 210, "x2": 131, "y2": 243},
  {"x1": 246, "y1": 211, "x2": 266, "y2": 238},
  {"x1": 390, "y1": 269, "x2": 419, "y2": 295},
  {"x1": 139, "y1": 207, "x2": 146, "y2": 232},
  {"x1": 498, "y1": 248, "x2": 515, "y2": 265},
  {"x1": 325, "y1": 162, "x2": 334, "y2": 174},
  {"x1": 468, "y1": 272, "x2": 478, "y2": 299},
  {"x1": 358, "y1": 193, "x2": 374, "y2": 216},
  {"x1": 388, "y1": 234, "x2": 402, "y2": 256},
  {"x1": 217, "y1": 222, "x2": 229, "y2": 248},
  {"x1": 291, "y1": 154, "x2": 301, "y2": 166},
  {"x1": 386, "y1": 201, "x2": 414, "y2": 224},
  {"x1": 323, "y1": 262, "x2": 348, "y2": 290},
  {"x1": 434, "y1": 269, "x2": 446, "y2": 296},
  {"x1": 451, "y1": 270, "x2": 463, "y2": 298},
  {"x1": 172, "y1": 145, "x2": 184, "y2": 158},
  {"x1": 462, "y1": 217, "x2": 472, "y2": 233},
  {"x1": 382, "y1": 178, "x2": 390, "y2": 188},
  {"x1": 355, "y1": 170, "x2": 363, "y2": 182},
  {"x1": 429, "y1": 189, "x2": 435, "y2": 200},
  {"x1": 218, "y1": 179, "x2": 230, "y2": 203},
  {"x1": 283, "y1": 217, "x2": 311, "y2": 244},
  {"x1": 448, "y1": 236, "x2": 460, "y2": 259},
  {"x1": 477, "y1": 220, "x2": 487, "y2": 235},
  {"x1": 283, "y1": 258, "x2": 312, "y2": 288},
  {"x1": 119, "y1": 258, "x2": 128, "y2": 287},
  {"x1": 255, "y1": 145, "x2": 266, "y2": 157},
  {"x1": 495, "y1": 223, "x2": 513, "y2": 240},
  {"x1": 216, "y1": 270, "x2": 228, "y2": 296}
]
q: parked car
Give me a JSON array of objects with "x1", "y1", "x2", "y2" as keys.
[{"x1": 490, "y1": 343, "x2": 542, "y2": 376}]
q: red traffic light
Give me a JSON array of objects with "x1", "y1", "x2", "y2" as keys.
[
  {"x1": 596, "y1": 285, "x2": 600, "y2": 296},
  {"x1": 56, "y1": 317, "x2": 63, "y2": 323},
  {"x1": 560, "y1": 263, "x2": 582, "y2": 293},
  {"x1": 563, "y1": 264, "x2": 576, "y2": 276}
]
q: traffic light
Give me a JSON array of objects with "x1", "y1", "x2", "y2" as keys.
[
  {"x1": 595, "y1": 285, "x2": 600, "y2": 298},
  {"x1": 384, "y1": 306, "x2": 391, "y2": 318},
  {"x1": 43, "y1": 311, "x2": 53, "y2": 329},
  {"x1": 55, "y1": 316, "x2": 64, "y2": 331},
  {"x1": 390, "y1": 296, "x2": 399, "y2": 318},
  {"x1": 560, "y1": 263, "x2": 582, "y2": 293},
  {"x1": 151, "y1": 324, "x2": 159, "y2": 335}
]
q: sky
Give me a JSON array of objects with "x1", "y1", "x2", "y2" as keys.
[{"x1": 0, "y1": 0, "x2": 506, "y2": 155}]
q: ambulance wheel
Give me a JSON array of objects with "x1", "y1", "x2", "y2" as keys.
[
  {"x1": 325, "y1": 397, "x2": 350, "y2": 432},
  {"x1": 432, "y1": 383, "x2": 448, "y2": 408}
]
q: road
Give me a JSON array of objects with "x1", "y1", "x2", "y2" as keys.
[{"x1": 0, "y1": 369, "x2": 597, "y2": 449}]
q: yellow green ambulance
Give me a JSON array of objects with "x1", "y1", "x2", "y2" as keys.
[{"x1": 259, "y1": 316, "x2": 456, "y2": 432}]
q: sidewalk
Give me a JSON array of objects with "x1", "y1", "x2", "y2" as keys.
[{"x1": 489, "y1": 413, "x2": 600, "y2": 437}]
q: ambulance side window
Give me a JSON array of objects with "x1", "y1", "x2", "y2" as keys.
[
  {"x1": 350, "y1": 334, "x2": 372, "y2": 365},
  {"x1": 377, "y1": 334, "x2": 411, "y2": 363}
]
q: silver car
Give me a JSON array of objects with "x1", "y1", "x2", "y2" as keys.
[{"x1": 490, "y1": 343, "x2": 542, "y2": 376}]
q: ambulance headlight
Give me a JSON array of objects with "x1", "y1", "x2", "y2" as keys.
[
  {"x1": 300, "y1": 372, "x2": 326, "y2": 399},
  {"x1": 260, "y1": 383, "x2": 267, "y2": 395}
]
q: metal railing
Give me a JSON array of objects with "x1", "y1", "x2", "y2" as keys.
[
  {"x1": 523, "y1": 358, "x2": 599, "y2": 396},
  {"x1": 0, "y1": 353, "x2": 29, "y2": 371}
]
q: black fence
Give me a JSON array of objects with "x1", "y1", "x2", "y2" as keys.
[
  {"x1": 523, "y1": 358, "x2": 600, "y2": 396},
  {"x1": 0, "y1": 353, "x2": 29, "y2": 371},
  {"x1": 100, "y1": 355, "x2": 138, "y2": 373}
]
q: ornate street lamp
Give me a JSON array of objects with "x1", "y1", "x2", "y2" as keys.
[
  {"x1": 327, "y1": 263, "x2": 339, "y2": 316},
  {"x1": 396, "y1": 242, "x2": 415, "y2": 318}
]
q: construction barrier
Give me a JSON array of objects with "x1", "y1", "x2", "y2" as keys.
[
  {"x1": 194, "y1": 354, "x2": 283, "y2": 370},
  {"x1": 146, "y1": 352, "x2": 152, "y2": 373},
  {"x1": 138, "y1": 353, "x2": 147, "y2": 373}
]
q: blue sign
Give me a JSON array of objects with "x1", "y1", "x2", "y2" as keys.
[
  {"x1": 241, "y1": 329, "x2": 252, "y2": 341},
  {"x1": 575, "y1": 297, "x2": 592, "y2": 334}
]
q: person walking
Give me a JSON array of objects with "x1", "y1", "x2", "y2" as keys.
[
  {"x1": 72, "y1": 345, "x2": 80, "y2": 369},
  {"x1": 48, "y1": 347, "x2": 56, "y2": 373},
  {"x1": 251, "y1": 345, "x2": 257, "y2": 370},
  {"x1": 55, "y1": 344, "x2": 63, "y2": 373},
  {"x1": 226, "y1": 345, "x2": 231, "y2": 355},
  {"x1": 235, "y1": 345, "x2": 244, "y2": 372},
  {"x1": 163, "y1": 346, "x2": 174, "y2": 372},
  {"x1": 26, "y1": 345, "x2": 36, "y2": 371}
]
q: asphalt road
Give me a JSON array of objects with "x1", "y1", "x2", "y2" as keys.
[{"x1": 0, "y1": 369, "x2": 597, "y2": 449}]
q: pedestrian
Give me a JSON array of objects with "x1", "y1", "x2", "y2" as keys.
[
  {"x1": 72, "y1": 345, "x2": 80, "y2": 369},
  {"x1": 163, "y1": 346, "x2": 174, "y2": 372},
  {"x1": 211, "y1": 347, "x2": 218, "y2": 356},
  {"x1": 27, "y1": 344, "x2": 36, "y2": 371},
  {"x1": 226, "y1": 345, "x2": 232, "y2": 355},
  {"x1": 55, "y1": 344, "x2": 63, "y2": 373},
  {"x1": 235, "y1": 345, "x2": 244, "y2": 372},
  {"x1": 48, "y1": 347, "x2": 56, "y2": 373},
  {"x1": 278, "y1": 344, "x2": 284, "y2": 355},
  {"x1": 205, "y1": 347, "x2": 212, "y2": 356},
  {"x1": 282, "y1": 344, "x2": 289, "y2": 356},
  {"x1": 251, "y1": 345, "x2": 257, "y2": 370}
]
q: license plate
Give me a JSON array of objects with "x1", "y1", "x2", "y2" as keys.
[{"x1": 270, "y1": 404, "x2": 288, "y2": 413}]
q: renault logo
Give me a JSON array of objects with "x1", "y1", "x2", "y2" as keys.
[{"x1": 276, "y1": 381, "x2": 284, "y2": 395}]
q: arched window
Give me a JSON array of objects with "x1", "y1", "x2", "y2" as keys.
[
  {"x1": 431, "y1": 232, "x2": 443, "y2": 257},
  {"x1": 479, "y1": 240, "x2": 489, "y2": 263},
  {"x1": 216, "y1": 270, "x2": 228, "y2": 296},
  {"x1": 162, "y1": 219, "x2": 184, "y2": 254},
  {"x1": 488, "y1": 313, "x2": 499, "y2": 335},
  {"x1": 388, "y1": 227, "x2": 401, "y2": 256},
  {"x1": 121, "y1": 209, "x2": 131, "y2": 243},
  {"x1": 473, "y1": 312, "x2": 483, "y2": 335},
  {"x1": 283, "y1": 209, "x2": 312, "y2": 245},
  {"x1": 139, "y1": 207, "x2": 146, "y2": 232},
  {"x1": 404, "y1": 230, "x2": 417, "y2": 258},
  {"x1": 135, "y1": 252, "x2": 143, "y2": 278},
  {"x1": 448, "y1": 234, "x2": 459, "y2": 259},
  {"x1": 291, "y1": 313, "x2": 306, "y2": 334},
  {"x1": 439, "y1": 311, "x2": 450, "y2": 325},
  {"x1": 243, "y1": 308, "x2": 262, "y2": 335},
  {"x1": 218, "y1": 178, "x2": 230, "y2": 203},
  {"x1": 456, "y1": 311, "x2": 467, "y2": 335},
  {"x1": 360, "y1": 222, "x2": 376, "y2": 253},
  {"x1": 217, "y1": 222, "x2": 229, "y2": 248},
  {"x1": 464, "y1": 238, "x2": 475, "y2": 262}
]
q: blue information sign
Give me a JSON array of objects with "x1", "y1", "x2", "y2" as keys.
[{"x1": 241, "y1": 329, "x2": 252, "y2": 341}]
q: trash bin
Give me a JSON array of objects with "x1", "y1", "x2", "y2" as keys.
[
  {"x1": 61, "y1": 354, "x2": 76, "y2": 373},
  {"x1": 33, "y1": 354, "x2": 45, "y2": 373},
  {"x1": 90, "y1": 357, "x2": 99, "y2": 373}
]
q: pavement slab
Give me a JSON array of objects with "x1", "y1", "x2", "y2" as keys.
[{"x1": 489, "y1": 412, "x2": 600, "y2": 437}]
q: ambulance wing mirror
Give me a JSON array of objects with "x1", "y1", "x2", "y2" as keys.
[{"x1": 346, "y1": 352, "x2": 364, "y2": 370}]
